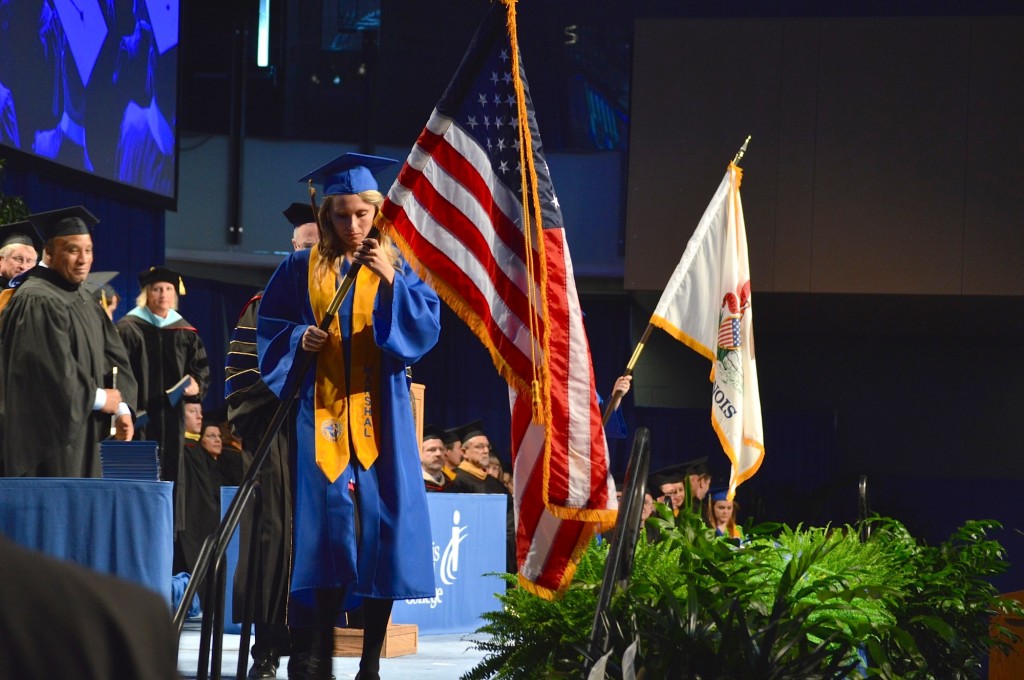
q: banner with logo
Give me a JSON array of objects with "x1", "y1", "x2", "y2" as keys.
[{"x1": 391, "y1": 493, "x2": 507, "y2": 633}]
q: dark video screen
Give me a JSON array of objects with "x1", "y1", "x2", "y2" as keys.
[{"x1": 0, "y1": 0, "x2": 179, "y2": 208}]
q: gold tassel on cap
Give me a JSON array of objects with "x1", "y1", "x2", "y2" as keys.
[{"x1": 178, "y1": 277, "x2": 186, "y2": 296}]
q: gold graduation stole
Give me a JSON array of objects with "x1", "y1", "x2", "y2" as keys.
[{"x1": 309, "y1": 248, "x2": 382, "y2": 483}]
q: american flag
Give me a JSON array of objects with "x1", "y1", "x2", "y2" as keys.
[{"x1": 380, "y1": 2, "x2": 616, "y2": 599}]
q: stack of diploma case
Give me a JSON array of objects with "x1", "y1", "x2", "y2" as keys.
[{"x1": 100, "y1": 441, "x2": 161, "y2": 481}]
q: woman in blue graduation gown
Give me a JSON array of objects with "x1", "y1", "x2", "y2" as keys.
[{"x1": 257, "y1": 153, "x2": 439, "y2": 680}]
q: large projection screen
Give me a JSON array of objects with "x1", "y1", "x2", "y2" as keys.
[
  {"x1": 0, "y1": 0, "x2": 180, "y2": 209},
  {"x1": 625, "y1": 16, "x2": 1024, "y2": 296}
]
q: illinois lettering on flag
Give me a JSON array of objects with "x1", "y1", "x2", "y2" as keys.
[
  {"x1": 379, "y1": 1, "x2": 616, "y2": 599},
  {"x1": 650, "y1": 163, "x2": 765, "y2": 498}
]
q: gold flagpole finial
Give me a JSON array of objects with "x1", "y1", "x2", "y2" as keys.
[{"x1": 732, "y1": 135, "x2": 752, "y2": 166}]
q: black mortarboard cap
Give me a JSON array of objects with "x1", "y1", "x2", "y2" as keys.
[
  {"x1": 138, "y1": 266, "x2": 186, "y2": 295},
  {"x1": 459, "y1": 419, "x2": 487, "y2": 444},
  {"x1": 283, "y1": 202, "x2": 316, "y2": 228},
  {"x1": 83, "y1": 271, "x2": 118, "y2": 301},
  {"x1": 681, "y1": 457, "x2": 709, "y2": 476},
  {"x1": 648, "y1": 457, "x2": 709, "y2": 492},
  {"x1": 648, "y1": 464, "x2": 687, "y2": 493},
  {"x1": 422, "y1": 423, "x2": 446, "y2": 444},
  {"x1": 299, "y1": 152, "x2": 398, "y2": 196},
  {"x1": 441, "y1": 426, "x2": 461, "y2": 447},
  {"x1": 28, "y1": 206, "x2": 99, "y2": 241},
  {"x1": 0, "y1": 221, "x2": 42, "y2": 250}
]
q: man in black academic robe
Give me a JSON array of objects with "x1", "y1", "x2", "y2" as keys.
[
  {"x1": 0, "y1": 206, "x2": 137, "y2": 477},
  {"x1": 445, "y1": 421, "x2": 516, "y2": 572},
  {"x1": 421, "y1": 423, "x2": 450, "y2": 492}
]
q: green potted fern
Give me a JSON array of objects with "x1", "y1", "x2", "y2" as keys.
[{"x1": 463, "y1": 507, "x2": 1021, "y2": 679}]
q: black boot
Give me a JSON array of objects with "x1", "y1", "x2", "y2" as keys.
[
  {"x1": 356, "y1": 598, "x2": 392, "y2": 680},
  {"x1": 247, "y1": 652, "x2": 279, "y2": 679},
  {"x1": 286, "y1": 652, "x2": 334, "y2": 680},
  {"x1": 249, "y1": 623, "x2": 289, "y2": 679}
]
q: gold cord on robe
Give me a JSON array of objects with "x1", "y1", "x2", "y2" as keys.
[{"x1": 309, "y1": 248, "x2": 382, "y2": 482}]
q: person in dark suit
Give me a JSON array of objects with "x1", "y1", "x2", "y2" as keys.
[{"x1": 0, "y1": 536, "x2": 180, "y2": 679}]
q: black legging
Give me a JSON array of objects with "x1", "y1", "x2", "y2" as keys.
[{"x1": 296, "y1": 590, "x2": 393, "y2": 678}]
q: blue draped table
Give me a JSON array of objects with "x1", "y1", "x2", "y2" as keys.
[
  {"x1": 0, "y1": 478, "x2": 174, "y2": 604},
  {"x1": 221, "y1": 489, "x2": 506, "y2": 634}
]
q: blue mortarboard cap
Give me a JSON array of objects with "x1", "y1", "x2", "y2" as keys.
[
  {"x1": 28, "y1": 205, "x2": 98, "y2": 241},
  {"x1": 0, "y1": 221, "x2": 42, "y2": 250},
  {"x1": 710, "y1": 488, "x2": 730, "y2": 503},
  {"x1": 52, "y1": 0, "x2": 108, "y2": 87},
  {"x1": 299, "y1": 152, "x2": 398, "y2": 196},
  {"x1": 144, "y1": 0, "x2": 179, "y2": 54},
  {"x1": 283, "y1": 202, "x2": 316, "y2": 227}
]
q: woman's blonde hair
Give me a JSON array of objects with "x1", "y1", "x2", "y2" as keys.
[
  {"x1": 313, "y1": 190, "x2": 401, "y2": 283},
  {"x1": 136, "y1": 284, "x2": 179, "y2": 311}
]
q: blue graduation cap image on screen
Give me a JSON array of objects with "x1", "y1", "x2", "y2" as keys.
[
  {"x1": 144, "y1": 0, "x2": 179, "y2": 54},
  {"x1": 52, "y1": 0, "x2": 108, "y2": 87}
]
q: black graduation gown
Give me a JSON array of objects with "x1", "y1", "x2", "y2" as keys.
[
  {"x1": 116, "y1": 312, "x2": 209, "y2": 481},
  {"x1": 0, "y1": 536, "x2": 179, "y2": 679},
  {"x1": 174, "y1": 440, "x2": 222, "y2": 577},
  {"x1": 225, "y1": 293, "x2": 295, "y2": 626},
  {"x1": 0, "y1": 268, "x2": 137, "y2": 477},
  {"x1": 446, "y1": 462, "x2": 517, "y2": 573}
]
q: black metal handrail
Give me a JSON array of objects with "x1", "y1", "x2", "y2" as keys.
[
  {"x1": 587, "y1": 426, "x2": 651, "y2": 665},
  {"x1": 858, "y1": 474, "x2": 871, "y2": 543}
]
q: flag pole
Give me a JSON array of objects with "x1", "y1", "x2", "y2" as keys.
[
  {"x1": 601, "y1": 136, "x2": 752, "y2": 426},
  {"x1": 601, "y1": 323, "x2": 652, "y2": 424},
  {"x1": 733, "y1": 135, "x2": 751, "y2": 166}
]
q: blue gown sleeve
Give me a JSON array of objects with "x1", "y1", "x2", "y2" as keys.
[
  {"x1": 256, "y1": 251, "x2": 312, "y2": 399},
  {"x1": 598, "y1": 390, "x2": 628, "y2": 440},
  {"x1": 372, "y1": 260, "x2": 441, "y2": 364}
]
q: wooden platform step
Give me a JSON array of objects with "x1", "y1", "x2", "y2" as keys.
[{"x1": 333, "y1": 623, "x2": 418, "y2": 658}]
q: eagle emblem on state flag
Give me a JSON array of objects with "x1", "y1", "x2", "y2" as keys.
[{"x1": 716, "y1": 281, "x2": 751, "y2": 388}]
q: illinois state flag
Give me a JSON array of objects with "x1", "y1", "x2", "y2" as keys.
[
  {"x1": 651, "y1": 163, "x2": 765, "y2": 497},
  {"x1": 380, "y1": 1, "x2": 615, "y2": 599}
]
